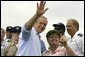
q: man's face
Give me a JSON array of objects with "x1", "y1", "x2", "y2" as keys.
[
  {"x1": 6, "y1": 31, "x2": 12, "y2": 38},
  {"x1": 66, "y1": 20, "x2": 76, "y2": 36},
  {"x1": 48, "y1": 34, "x2": 59, "y2": 46},
  {"x1": 34, "y1": 17, "x2": 48, "y2": 33},
  {"x1": 12, "y1": 32, "x2": 19, "y2": 41}
]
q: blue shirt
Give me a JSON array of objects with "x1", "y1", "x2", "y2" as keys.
[
  {"x1": 16, "y1": 25, "x2": 41, "y2": 56},
  {"x1": 40, "y1": 39, "x2": 46, "y2": 53}
]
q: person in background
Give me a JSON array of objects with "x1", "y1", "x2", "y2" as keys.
[
  {"x1": 53, "y1": 23, "x2": 65, "y2": 36},
  {"x1": 53, "y1": 23, "x2": 69, "y2": 46},
  {"x1": 2, "y1": 26, "x2": 21, "y2": 56},
  {"x1": 1, "y1": 28, "x2": 5, "y2": 45},
  {"x1": 66, "y1": 19, "x2": 84, "y2": 56},
  {"x1": 5, "y1": 26, "x2": 13, "y2": 45},
  {"x1": 1, "y1": 28, "x2": 6, "y2": 56},
  {"x1": 42, "y1": 30, "x2": 75, "y2": 56}
]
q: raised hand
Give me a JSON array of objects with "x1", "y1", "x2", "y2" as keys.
[
  {"x1": 36, "y1": 1, "x2": 48, "y2": 16},
  {"x1": 59, "y1": 35, "x2": 68, "y2": 46},
  {"x1": 25, "y1": 1, "x2": 48, "y2": 30}
]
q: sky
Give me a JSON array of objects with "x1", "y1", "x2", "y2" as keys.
[{"x1": 1, "y1": 1, "x2": 84, "y2": 49}]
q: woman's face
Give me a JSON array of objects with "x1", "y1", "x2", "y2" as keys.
[{"x1": 48, "y1": 34, "x2": 59, "y2": 46}]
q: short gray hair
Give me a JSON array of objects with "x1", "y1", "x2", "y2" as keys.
[
  {"x1": 39, "y1": 16, "x2": 47, "y2": 20},
  {"x1": 68, "y1": 19, "x2": 79, "y2": 31}
]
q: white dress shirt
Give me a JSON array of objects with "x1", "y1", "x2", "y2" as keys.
[{"x1": 67, "y1": 31, "x2": 84, "y2": 56}]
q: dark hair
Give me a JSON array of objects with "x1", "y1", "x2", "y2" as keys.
[
  {"x1": 54, "y1": 27, "x2": 65, "y2": 35},
  {"x1": 46, "y1": 30, "x2": 60, "y2": 40}
]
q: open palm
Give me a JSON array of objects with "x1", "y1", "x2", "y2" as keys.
[{"x1": 36, "y1": 1, "x2": 48, "y2": 16}]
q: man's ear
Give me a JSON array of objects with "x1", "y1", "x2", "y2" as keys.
[{"x1": 73, "y1": 26, "x2": 77, "y2": 32}]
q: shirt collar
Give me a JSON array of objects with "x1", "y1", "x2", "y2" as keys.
[
  {"x1": 48, "y1": 45, "x2": 61, "y2": 54},
  {"x1": 32, "y1": 27, "x2": 41, "y2": 39},
  {"x1": 72, "y1": 31, "x2": 79, "y2": 40},
  {"x1": 5, "y1": 38, "x2": 10, "y2": 41}
]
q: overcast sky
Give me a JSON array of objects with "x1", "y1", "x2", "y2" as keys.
[{"x1": 1, "y1": 1, "x2": 84, "y2": 49}]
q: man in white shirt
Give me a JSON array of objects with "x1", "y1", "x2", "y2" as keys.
[{"x1": 66, "y1": 19, "x2": 84, "y2": 56}]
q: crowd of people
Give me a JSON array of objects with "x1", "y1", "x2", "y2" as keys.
[{"x1": 1, "y1": 1, "x2": 84, "y2": 56}]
